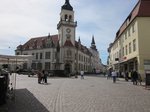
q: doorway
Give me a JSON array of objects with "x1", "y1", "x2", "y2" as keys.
[{"x1": 64, "y1": 64, "x2": 71, "y2": 75}]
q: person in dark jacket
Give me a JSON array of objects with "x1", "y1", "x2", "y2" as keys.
[
  {"x1": 132, "y1": 70, "x2": 138, "y2": 85},
  {"x1": 125, "y1": 71, "x2": 129, "y2": 81},
  {"x1": 42, "y1": 70, "x2": 48, "y2": 83}
]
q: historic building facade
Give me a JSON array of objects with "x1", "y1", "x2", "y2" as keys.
[
  {"x1": 15, "y1": 0, "x2": 102, "y2": 75},
  {"x1": 107, "y1": 0, "x2": 150, "y2": 79}
]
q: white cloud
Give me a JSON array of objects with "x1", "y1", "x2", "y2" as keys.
[{"x1": 0, "y1": 0, "x2": 138, "y2": 64}]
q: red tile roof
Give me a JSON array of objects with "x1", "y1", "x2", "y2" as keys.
[
  {"x1": 19, "y1": 35, "x2": 59, "y2": 50},
  {"x1": 116, "y1": 0, "x2": 150, "y2": 39},
  {"x1": 64, "y1": 40, "x2": 74, "y2": 47},
  {"x1": 75, "y1": 41, "x2": 93, "y2": 55},
  {"x1": 17, "y1": 35, "x2": 93, "y2": 56}
]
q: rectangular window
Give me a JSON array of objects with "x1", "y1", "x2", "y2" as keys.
[
  {"x1": 45, "y1": 52, "x2": 51, "y2": 59},
  {"x1": 67, "y1": 50, "x2": 72, "y2": 57},
  {"x1": 40, "y1": 53, "x2": 43, "y2": 59},
  {"x1": 45, "y1": 62, "x2": 51, "y2": 70},
  {"x1": 119, "y1": 39, "x2": 121, "y2": 45},
  {"x1": 36, "y1": 53, "x2": 38, "y2": 59},
  {"x1": 79, "y1": 64, "x2": 80, "y2": 71},
  {"x1": 125, "y1": 32, "x2": 127, "y2": 40},
  {"x1": 75, "y1": 53, "x2": 77, "y2": 60},
  {"x1": 119, "y1": 49, "x2": 121, "y2": 58},
  {"x1": 133, "y1": 39, "x2": 136, "y2": 52},
  {"x1": 117, "y1": 52, "x2": 119, "y2": 59},
  {"x1": 128, "y1": 29, "x2": 130, "y2": 37},
  {"x1": 79, "y1": 54, "x2": 80, "y2": 61},
  {"x1": 129, "y1": 42, "x2": 131, "y2": 54},
  {"x1": 122, "y1": 35, "x2": 124, "y2": 43},
  {"x1": 125, "y1": 45, "x2": 128, "y2": 55},
  {"x1": 122, "y1": 47, "x2": 124, "y2": 56},
  {"x1": 132, "y1": 24, "x2": 135, "y2": 33}
]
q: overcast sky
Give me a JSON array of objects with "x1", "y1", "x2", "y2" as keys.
[{"x1": 0, "y1": 0, "x2": 138, "y2": 64}]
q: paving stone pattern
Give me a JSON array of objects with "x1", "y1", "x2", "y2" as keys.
[{"x1": 1, "y1": 75, "x2": 150, "y2": 112}]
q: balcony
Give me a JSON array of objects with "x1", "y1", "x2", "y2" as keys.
[{"x1": 57, "y1": 20, "x2": 77, "y2": 29}]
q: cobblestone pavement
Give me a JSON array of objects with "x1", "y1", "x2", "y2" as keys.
[{"x1": 1, "y1": 75, "x2": 150, "y2": 112}]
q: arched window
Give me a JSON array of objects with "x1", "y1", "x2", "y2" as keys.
[
  {"x1": 65, "y1": 15, "x2": 68, "y2": 21},
  {"x1": 67, "y1": 50, "x2": 72, "y2": 57},
  {"x1": 69, "y1": 15, "x2": 72, "y2": 21}
]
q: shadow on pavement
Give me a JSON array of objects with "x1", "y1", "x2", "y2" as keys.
[{"x1": 0, "y1": 88, "x2": 49, "y2": 112}]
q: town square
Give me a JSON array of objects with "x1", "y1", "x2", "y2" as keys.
[{"x1": 0, "y1": 0, "x2": 150, "y2": 112}]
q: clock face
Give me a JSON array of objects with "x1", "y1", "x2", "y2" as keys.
[{"x1": 66, "y1": 28, "x2": 71, "y2": 33}]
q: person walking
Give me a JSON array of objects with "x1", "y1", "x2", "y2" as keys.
[
  {"x1": 80, "y1": 70, "x2": 84, "y2": 79},
  {"x1": 43, "y1": 70, "x2": 48, "y2": 84},
  {"x1": 125, "y1": 71, "x2": 129, "y2": 81},
  {"x1": 112, "y1": 70, "x2": 117, "y2": 83},
  {"x1": 132, "y1": 70, "x2": 138, "y2": 85},
  {"x1": 37, "y1": 70, "x2": 43, "y2": 84},
  {"x1": 107, "y1": 70, "x2": 111, "y2": 80}
]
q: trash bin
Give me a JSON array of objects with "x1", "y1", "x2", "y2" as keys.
[
  {"x1": 0, "y1": 76, "x2": 7, "y2": 105},
  {"x1": 146, "y1": 73, "x2": 150, "y2": 87}
]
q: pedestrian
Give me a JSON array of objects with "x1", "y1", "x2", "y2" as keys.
[
  {"x1": 132, "y1": 70, "x2": 138, "y2": 85},
  {"x1": 43, "y1": 70, "x2": 48, "y2": 84},
  {"x1": 125, "y1": 71, "x2": 129, "y2": 81},
  {"x1": 121, "y1": 71, "x2": 125, "y2": 78},
  {"x1": 112, "y1": 70, "x2": 117, "y2": 83},
  {"x1": 37, "y1": 70, "x2": 43, "y2": 84},
  {"x1": 80, "y1": 70, "x2": 84, "y2": 79},
  {"x1": 107, "y1": 70, "x2": 111, "y2": 80}
]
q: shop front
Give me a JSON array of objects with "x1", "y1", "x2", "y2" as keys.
[{"x1": 119, "y1": 57, "x2": 138, "y2": 73}]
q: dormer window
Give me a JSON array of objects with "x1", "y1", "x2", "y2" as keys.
[
  {"x1": 33, "y1": 40, "x2": 37, "y2": 48},
  {"x1": 42, "y1": 39, "x2": 45, "y2": 48},
  {"x1": 25, "y1": 45, "x2": 29, "y2": 50}
]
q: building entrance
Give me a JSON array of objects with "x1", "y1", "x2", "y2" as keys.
[{"x1": 65, "y1": 64, "x2": 71, "y2": 75}]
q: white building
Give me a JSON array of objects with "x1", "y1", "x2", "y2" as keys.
[{"x1": 15, "y1": 0, "x2": 102, "y2": 75}]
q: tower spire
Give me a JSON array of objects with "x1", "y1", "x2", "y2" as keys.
[
  {"x1": 91, "y1": 35, "x2": 95, "y2": 45},
  {"x1": 90, "y1": 35, "x2": 97, "y2": 51},
  {"x1": 78, "y1": 37, "x2": 81, "y2": 44},
  {"x1": 62, "y1": 0, "x2": 73, "y2": 11},
  {"x1": 66, "y1": 0, "x2": 69, "y2": 3}
]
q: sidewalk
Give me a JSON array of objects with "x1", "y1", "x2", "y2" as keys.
[{"x1": 1, "y1": 75, "x2": 150, "y2": 112}]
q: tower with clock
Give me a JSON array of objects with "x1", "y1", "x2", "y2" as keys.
[
  {"x1": 15, "y1": 0, "x2": 103, "y2": 76},
  {"x1": 57, "y1": 0, "x2": 77, "y2": 47},
  {"x1": 57, "y1": 0, "x2": 77, "y2": 73}
]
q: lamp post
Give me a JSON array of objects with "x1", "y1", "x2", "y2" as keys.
[{"x1": 75, "y1": 44, "x2": 78, "y2": 78}]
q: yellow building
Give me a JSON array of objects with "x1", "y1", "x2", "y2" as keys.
[{"x1": 108, "y1": 0, "x2": 150, "y2": 79}]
